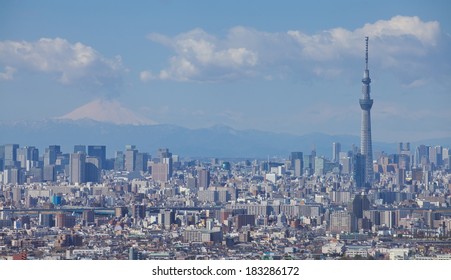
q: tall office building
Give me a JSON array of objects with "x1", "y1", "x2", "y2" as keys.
[
  {"x1": 198, "y1": 169, "x2": 210, "y2": 189},
  {"x1": 350, "y1": 193, "x2": 370, "y2": 219},
  {"x1": 340, "y1": 156, "x2": 352, "y2": 174},
  {"x1": 415, "y1": 145, "x2": 429, "y2": 167},
  {"x1": 157, "y1": 148, "x2": 172, "y2": 160},
  {"x1": 132, "y1": 204, "x2": 146, "y2": 220},
  {"x1": 44, "y1": 145, "x2": 61, "y2": 166},
  {"x1": 70, "y1": 152, "x2": 86, "y2": 184},
  {"x1": 17, "y1": 146, "x2": 39, "y2": 170},
  {"x1": 4, "y1": 167, "x2": 20, "y2": 185},
  {"x1": 314, "y1": 157, "x2": 326, "y2": 176},
  {"x1": 43, "y1": 165, "x2": 56, "y2": 182},
  {"x1": 429, "y1": 146, "x2": 443, "y2": 168},
  {"x1": 290, "y1": 152, "x2": 303, "y2": 177},
  {"x1": 150, "y1": 162, "x2": 170, "y2": 182},
  {"x1": 3, "y1": 144, "x2": 19, "y2": 168},
  {"x1": 159, "y1": 209, "x2": 175, "y2": 230},
  {"x1": 135, "y1": 152, "x2": 149, "y2": 172},
  {"x1": 114, "y1": 151, "x2": 125, "y2": 171},
  {"x1": 359, "y1": 37, "x2": 374, "y2": 185},
  {"x1": 85, "y1": 156, "x2": 100, "y2": 183},
  {"x1": 293, "y1": 159, "x2": 303, "y2": 177},
  {"x1": 303, "y1": 154, "x2": 313, "y2": 176},
  {"x1": 125, "y1": 146, "x2": 137, "y2": 172},
  {"x1": 353, "y1": 153, "x2": 366, "y2": 189},
  {"x1": 16, "y1": 147, "x2": 27, "y2": 169},
  {"x1": 87, "y1": 145, "x2": 106, "y2": 169},
  {"x1": 290, "y1": 152, "x2": 303, "y2": 168},
  {"x1": 332, "y1": 142, "x2": 341, "y2": 163},
  {"x1": 158, "y1": 148, "x2": 173, "y2": 178}
]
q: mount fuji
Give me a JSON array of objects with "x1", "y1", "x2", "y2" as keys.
[{"x1": 58, "y1": 98, "x2": 156, "y2": 126}]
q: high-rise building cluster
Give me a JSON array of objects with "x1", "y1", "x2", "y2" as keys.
[{"x1": 0, "y1": 140, "x2": 450, "y2": 260}]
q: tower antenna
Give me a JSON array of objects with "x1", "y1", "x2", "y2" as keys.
[{"x1": 365, "y1": 36, "x2": 369, "y2": 70}]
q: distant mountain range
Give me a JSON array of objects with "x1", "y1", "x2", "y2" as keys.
[{"x1": 1, "y1": 119, "x2": 450, "y2": 159}]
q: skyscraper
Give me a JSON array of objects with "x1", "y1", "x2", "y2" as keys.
[
  {"x1": 44, "y1": 145, "x2": 61, "y2": 166},
  {"x1": 87, "y1": 145, "x2": 106, "y2": 169},
  {"x1": 17, "y1": 146, "x2": 39, "y2": 169},
  {"x1": 125, "y1": 146, "x2": 137, "y2": 172},
  {"x1": 114, "y1": 151, "x2": 125, "y2": 171},
  {"x1": 198, "y1": 168, "x2": 210, "y2": 189},
  {"x1": 359, "y1": 37, "x2": 374, "y2": 185},
  {"x1": 351, "y1": 193, "x2": 370, "y2": 219},
  {"x1": 70, "y1": 152, "x2": 86, "y2": 184},
  {"x1": 290, "y1": 152, "x2": 303, "y2": 177},
  {"x1": 158, "y1": 148, "x2": 173, "y2": 178},
  {"x1": 135, "y1": 152, "x2": 149, "y2": 172},
  {"x1": 153, "y1": 163, "x2": 171, "y2": 182},
  {"x1": 332, "y1": 142, "x2": 341, "y2": 163},
  {"x1": 85, "y1": 156, "x2": 100, "y2": 183},
  {"x1": 3, "y1": 144, "x2": 19, "y2": 168},
  {"x1": 353, "y1": 153, "x2": 366, "y2": 189}
]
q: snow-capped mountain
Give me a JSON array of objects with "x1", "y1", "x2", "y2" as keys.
[{"x1": 58, "y1": 98, "x2": 156, "y2": 125}]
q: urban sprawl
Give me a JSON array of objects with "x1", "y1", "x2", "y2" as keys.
[{"x1": 0, "y1": 143, "x2": 450, "y2": 260}]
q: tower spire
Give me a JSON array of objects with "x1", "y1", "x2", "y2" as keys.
[{"x1": 365, "y1": 36, "x2": 369, "y2": 70}]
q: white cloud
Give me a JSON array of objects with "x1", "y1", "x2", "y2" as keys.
[
  {"x1": 139, "y1": 70, "x2": 155, "y2": 82},
  {"x1": 0, "y1": 66, "x2": 16, "y2": 80},
  {"x1": 146, "y1": 28, "x2": 258, "y2": 81},
  {"x1": 360, "y1": 16, "x2": 439, "y2": 46},
  {"x1": 288, "y1": 15, "x2": 440, "y2": 63},
  {"x1": 0, "y1": 38, "x2": 124, "y2": 95},
  {"x1": 144, "y1": 16, "x2": 442, "y2": 82}
]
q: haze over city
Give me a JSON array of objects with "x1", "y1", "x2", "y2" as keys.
[{"x1": 1, "y1": 0, "x2": 450, "y2": 143}]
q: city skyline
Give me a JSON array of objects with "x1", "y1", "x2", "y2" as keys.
[
  {"x1": 1, "y1": 138, "x2": 450, "y2": 260},
  {"x1": 1, "y1": 1, "x2": 451, "y2": 143}
]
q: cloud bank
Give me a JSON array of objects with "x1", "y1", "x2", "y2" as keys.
[
  {"x1": 141, "y1": 16, "x2": 442, "y2": 83},
  {"x1": 0, "y1": 37, "x2": 125, "y2": 96}
]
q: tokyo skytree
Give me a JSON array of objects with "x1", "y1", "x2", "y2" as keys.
[{"x1": 359, "y1": 37, "x2": 374, "y2": 185}]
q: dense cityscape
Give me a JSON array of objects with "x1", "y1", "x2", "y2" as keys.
[
  {"x1": 0, "y1": 141, "x2": 450, "y2": 260},
  {"x1": 1, "y1": 36, "x2": 450, "y2": 261}
]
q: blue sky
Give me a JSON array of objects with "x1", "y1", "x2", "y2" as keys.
[{"x1": 0, "y1": 0, "x2": 450, "y2": 142}]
